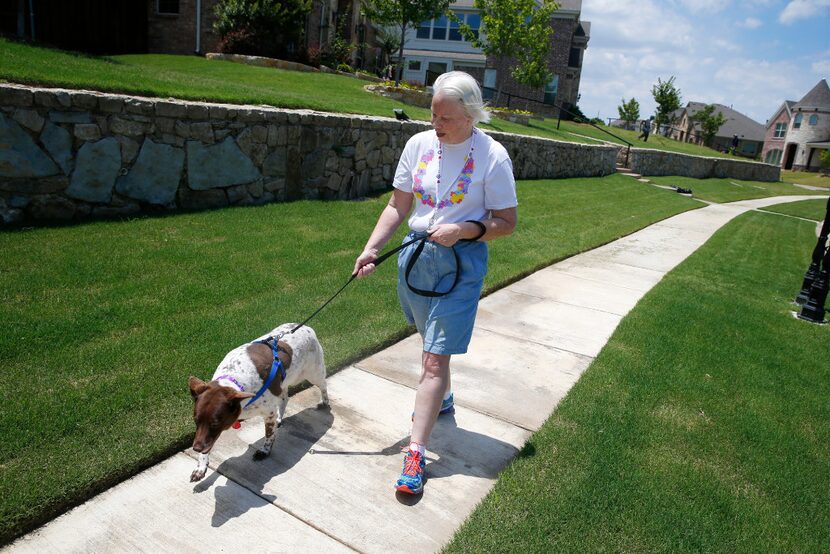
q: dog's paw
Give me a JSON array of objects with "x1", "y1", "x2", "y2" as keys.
[
  {"x1": 316, "y1": 401, "x2": 331, "y2": 410},
  {"x1": 190, "y1": 469, "x2": 206, "y2": 482},
  {"x1": 253, "y1": 449, "x2": 270, "y2": 461}
]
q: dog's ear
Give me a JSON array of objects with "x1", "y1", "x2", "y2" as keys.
[
  {"x1": 189, "y1": 376, "x2": 209, "y2": 399},
  {"x1": 230, "y1": 391, "x2": 255, "y2": 400}
]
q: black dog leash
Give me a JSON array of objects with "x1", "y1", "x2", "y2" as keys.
[{"x1": 284, "y1": 220, "x2": 487, "y2": 337}]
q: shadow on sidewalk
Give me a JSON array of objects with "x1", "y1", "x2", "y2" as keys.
[{"x1": 191, "y1": 405, "x2": 334, "y2": 527}]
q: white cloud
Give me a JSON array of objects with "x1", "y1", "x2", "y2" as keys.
[
  {"x1": 738, "y1": 16, "x2": 763, "y2": 28},
  {"x1": 678, "y1": 0, "x2": 730, "y2": 14},
  {"x1": 779, "y1": 0, "x2": 830, "y2": 24},
  {"x1": 578, "y1": 0, "x2": 824, "y2": 123}
]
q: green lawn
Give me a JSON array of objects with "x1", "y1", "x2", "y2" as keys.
[
  {"x1": 447, "y1": 209, "x2": 830, "y2": 552},
  {"x1": 781, "y1": 170, "x2": 830, "y2": 189},
  {"x1": 648, "y1": 175, "x2": 827, "y2": 203},
  {"x1": 0, "y1": 174, "x2": 701, "y2": 544},
  {"x1": 761, "y1": 198, "x2": 829, "y2": 221},
  {"x1": 2, "y1": 37, "x2": 748, "y2": 158}
]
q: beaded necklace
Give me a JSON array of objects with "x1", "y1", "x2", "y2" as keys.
[{"x1": 412, "y1": 129, "x2": 477, "y2": 227}]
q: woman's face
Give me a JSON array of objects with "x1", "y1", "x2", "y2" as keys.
[{"x1": 431, "y1": 92, "x2": 474, "y2": 144}]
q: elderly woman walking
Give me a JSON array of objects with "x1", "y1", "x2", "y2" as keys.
[{"x1": 353, "y1": 71, "x2": 518, "y2": 495}]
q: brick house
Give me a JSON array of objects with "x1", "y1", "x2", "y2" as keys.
[
  {"x1": 762, "y1": 79, "x2": 830, "y2": 171},
  {"x1": 3, "y1": 0, "x2": 379, "y2": 69},
  {"x1": 760, "y1": 100, "x2": 795, "y2": 167},
  {"x1": 666, "y1": 102, "x2": 766, "y2": 158},
  {"x1": 399, "y1": 0, "x2": 590, "y2": 117}
]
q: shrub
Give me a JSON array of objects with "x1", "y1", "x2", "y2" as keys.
[
  {"x1": 337, "y1": 63, "x2": 354, "y2": 73},
  {"x1": 213, "y1": 0, "x2": 310, "y2": 59}
]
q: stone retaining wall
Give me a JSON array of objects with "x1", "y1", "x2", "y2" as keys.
[
  {"x1": 0, "y1": 84, "x2": 617, "y2": 225},
  {"x1": 624, "y1": 147, "x2": 780, "y2": 182}
]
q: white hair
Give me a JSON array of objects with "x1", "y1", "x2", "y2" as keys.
[{"x1": 432, "y1": 71, "x2": 491, "y2": 124}]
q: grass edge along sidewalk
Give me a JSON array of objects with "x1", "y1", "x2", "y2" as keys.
[
  {"x1": 446, "y1": 209, "x2": 830, "y2": 552},
  {"x1": 0, "y1": 174, "x2": 702, "y2": 545}
]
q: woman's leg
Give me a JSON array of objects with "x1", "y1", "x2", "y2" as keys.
[{"x1": 410, "y1": 351, "x2": 451, "y2": 446}]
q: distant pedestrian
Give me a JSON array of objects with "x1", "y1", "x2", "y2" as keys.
[
  {"x1": 639, "y1": 117, "x2": 653, "y2": 141},
  {"x1": 731, "y1": 134, "x2": 739, "y2": 154}
]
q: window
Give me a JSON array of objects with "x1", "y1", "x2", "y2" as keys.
[
  {"x1": 774, "y1": 122, "x2": 786, "y2": 138},
  {"x1": 157, "y1": 0, "x2": 179, "y2": 14},
  {"x1": 466, "y1": 13, "x2": 480, "y2": 40},
  {"x1": 793, "y1": 112, "x2": 802, "y2": 129},
  {"x1": 416, "y1": 20, "x2": 431, "y2": 39},
  {"x1": 449, "y1": 11, "x2": 463, "y2": 41},
  {"x1": 408, "y1": 60, "x2": 421, "y2": 71},
  {"x1": 765, "y1": 149, "x2": 783, "y2": 166},
  {"x1": 544, "y1": 75, "x2": 559, "y2": 105},
  {"x1": 432, "y1": 15, "x2": 448, "y2": 40},
  {"x1": 418, "y1": 12, "x2": 479, "y2": 42},
  {"x1": 809, "y1": 114, "x2": 819, "y2": 125},
  {"x1": 568, "y1": 47, "x2": 581, "y2": 68}
]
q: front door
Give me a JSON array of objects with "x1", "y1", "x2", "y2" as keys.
[
  {"x1": 426, "y1": 62, "x2": 447, "y2": 86},
  {"x1": 783, "y1": 143, "x2": 797, "y2": 169}
]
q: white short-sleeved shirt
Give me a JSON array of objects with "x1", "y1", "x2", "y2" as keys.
[{"x1": 393, "y1": 129, "x2": 517, "y2": 232}]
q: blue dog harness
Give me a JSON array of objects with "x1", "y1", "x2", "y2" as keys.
[{"x1": 245, "y1": 336, "x2": 287, "y2": 408}]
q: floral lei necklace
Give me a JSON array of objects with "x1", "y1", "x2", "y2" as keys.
[{"x1": 413, "y1": 129, "x2": 476, "y2": 218}]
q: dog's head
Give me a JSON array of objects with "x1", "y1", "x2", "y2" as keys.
[{"x1": 188, "y1": 376, "x2": 254, "y2": 453}]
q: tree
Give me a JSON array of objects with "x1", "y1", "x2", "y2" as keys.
[
  {"x1": 690, "y1": 104, "x2": 727, "y2": 147},
  {"x1": 617, "y1": 97, "x2": 640, "y2": 130},
  {"x1": 361, "y1": 0, "x2": 451, "y2": 86},
  {"x1": 213, "y1": 0, "x2": 312, "y2": 59},
  {"x1": 376, "y1": 26, "x2": 402, "y2": 73},
  {"x1": 457, "y1": 0, "x2": 559, "y2": 103},
  {"x1": 651, "y1": 76, "x2": 682, "y2": 135}
]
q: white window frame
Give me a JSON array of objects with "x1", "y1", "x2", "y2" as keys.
[{"x1": 774, "y1": 122, "x2": 786, "y2": 138}]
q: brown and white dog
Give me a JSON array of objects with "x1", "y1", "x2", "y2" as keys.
[{"x1": 188, "y1": 324, "x2": 329, "y2": 482}]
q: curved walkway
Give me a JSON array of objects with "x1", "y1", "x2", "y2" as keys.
[{"x1": 6, "y1": 195, "x2": 826, "y2": 553}]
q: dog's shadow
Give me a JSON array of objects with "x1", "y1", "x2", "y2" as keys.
[{"x1": 193, "y1": 405, "x2": 334, "y2": 527}]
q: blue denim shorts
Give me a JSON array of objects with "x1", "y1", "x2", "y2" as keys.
[{"x1": 397, "y1": 231, "x2": 488, "y2": 355}]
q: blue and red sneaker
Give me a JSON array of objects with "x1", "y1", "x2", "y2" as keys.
[{"x1": 395, "y1": 449, "x2": 425, "y2": 494}]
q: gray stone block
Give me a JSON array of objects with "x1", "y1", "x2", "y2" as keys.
[
  {"x1": 40, "y1": 121, "x2": 74, "y2": 175},
  {"x1": 49, "y1": 111, "x2": 92, "y2": 124},
  {"x1": 116, "y1": 139, "x2": 184, "y2": 205},
  {"x1": 74, "y1": 123, "x2": 102, "y2": 141},
  {"x1": 12, "y1": 109, "x2": 45, "y2": 132},
  {"x1": 0, "y1": 112, "x2": 60, "y2": 177},
  {"x1": 66, "y1": 137, "x2": 121, "y2": 202},
  {"x1": 186, "y1": 137, "x2": 260, "y2": 190}
]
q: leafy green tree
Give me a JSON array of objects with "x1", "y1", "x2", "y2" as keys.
[
  {"x1": 820, "y1": 149, "x2": 830, "y2": 172},
  {"x1": 457, "y1": 0, "x2": 559, "y2": 102},
  {"x1": 213, "y1": 0, "x2": 312, "y2": 59},
  {"x1": 617, "y1": 97, "x2": 640, "y2": 130},
  {"x1": 651, "y1": 76, "x2": 682, "y2": 134},
  {"x1": 376, "y1": 26, "x2": 402, "y2": 71},
  {"x1": 690, "y1": 104, "x2": 727, "y2": 147},
  {"x1": 361, "y1": 0, "x2": 451, "y2": 86}
]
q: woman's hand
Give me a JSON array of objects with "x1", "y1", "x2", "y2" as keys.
[
  {"x1": 427, "y1": 223, "x2": 464, "y2": 247},
  {"x1": 353, "y1": 248, "x2": 379, "y2": 278}
]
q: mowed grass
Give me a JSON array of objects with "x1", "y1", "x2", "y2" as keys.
[
  {"x1": 447, "y1": 209, "x2": 830, "y2": 552},
  {"x1": 648, "y1": 175, "x2": 827, "y2": 203},
  {"x1": 0, "y1": 174, "x2": 701, "y2": 544},
  {"x1": 0, "y1": 38, "x2": 581, "y2": 143},
  {"x1": 761, "y1": 198, "x2": 830, "y2": 221},
  {"x1": 782, "y1": 169, "x2": 830, "y2": 189}
]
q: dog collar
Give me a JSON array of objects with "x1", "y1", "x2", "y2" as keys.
[{"x1": 215, "y1": 375, "x2": 245, "y2": 392}]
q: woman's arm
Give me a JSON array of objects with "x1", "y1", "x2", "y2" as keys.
[
  {"x1": 353, "y1": 188, "x2": 414, "y2": 277},
  {"x1": 428, "y1": 206, "x2": 517, "y2": 247}
]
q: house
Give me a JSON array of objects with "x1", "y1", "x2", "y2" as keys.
[
  {"x1": 399, "y1": 0, "x2": 590, "y2": 117},
  {"x1": 2, "y1": 0, "x2": 380, "y2": 70},
  {"x1": 667, "y1": 102, "x2": 766, "y2": 158},
  {"x1": 760, "y1": 100, "x2": 795, "y2": 167},
  {"x1": 762, "y1": 79, "x2": 830, "y2": 171}
]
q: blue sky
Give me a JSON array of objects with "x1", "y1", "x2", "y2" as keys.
[{"x1": 578, "y1": 0, "x2": 830, "y2": 124}]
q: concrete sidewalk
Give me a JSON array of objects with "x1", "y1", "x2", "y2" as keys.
[{"x1": 6, "y1": 195, "x2": 826, "y2": 553}]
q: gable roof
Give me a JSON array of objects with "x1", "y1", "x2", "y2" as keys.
[
  {"x1": 765, "y1": 100, "x2": 796, "y2": 128},
  {"x1": 793, "y1": 79, "x2": 830, "y2": 111},
  {"x1": 681, "y1": 102, "x2": 766, "y2": 141}
]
